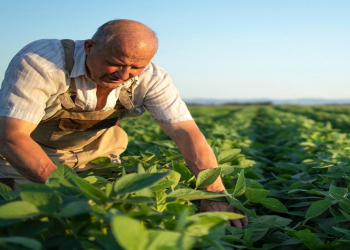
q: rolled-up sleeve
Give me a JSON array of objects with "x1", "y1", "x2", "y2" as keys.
[
  {"x1": 140, "y1": 62, "x2": 193, "y2": 124},
  {"x1": 0, "y1": 40, "x2": 64, "y2": 124}
]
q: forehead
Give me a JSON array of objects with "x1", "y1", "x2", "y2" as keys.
[
  {"x1": 104, "y1": 38, "x2": 156, "y2": 60},
  {"x1": 103, "y1": 49, "x2": 152, "y2": 65}
]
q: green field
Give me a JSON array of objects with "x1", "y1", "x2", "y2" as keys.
[{"x1": 0, "y1": 105, "x2": 350, "y2": 250}]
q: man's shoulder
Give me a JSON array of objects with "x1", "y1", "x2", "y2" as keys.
[
  {"x1": 141, "y1": 61, "x2": 168, "y2": 77},
  {"x1": 137, "y1": 62, "x2": 170, "y2": 88},
  {"x1": 19, "y1": 39, "x2": 63, "y2": 54},
  {"x1": 13, "y1": 39, "x2": 66, "y2": 71}
]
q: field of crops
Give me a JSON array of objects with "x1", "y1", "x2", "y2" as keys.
[{"x1": 0, "y1": 105, "x2": 350, "y2": 250}]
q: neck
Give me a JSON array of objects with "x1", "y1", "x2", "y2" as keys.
[{"x1": 95, "y1": 84, "x2": 113, "y2": 110}]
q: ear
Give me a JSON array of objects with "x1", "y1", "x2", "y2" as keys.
[{"x1": 84, "y1": 40, "x2": 95, "y2": 55}]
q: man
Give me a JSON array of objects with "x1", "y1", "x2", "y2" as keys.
[{"x1": 0, "y1": 19, "x2": 248, "y2": 228}]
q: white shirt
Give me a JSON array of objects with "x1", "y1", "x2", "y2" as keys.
[{"x1": 0, "y1": 39, "x2": 192, "y2": 124}]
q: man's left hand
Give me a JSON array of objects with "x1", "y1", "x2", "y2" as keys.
[{"x1": 200, "y1": 199, "x2": 249, "y2": 229}]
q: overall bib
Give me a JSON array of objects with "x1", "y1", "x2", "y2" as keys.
[{"x1": 0, "y1": 40, "x2": 144, "y2": 189}]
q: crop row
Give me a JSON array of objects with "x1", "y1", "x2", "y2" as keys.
[
  {"x1": 248, "y1": 107, "x2": 350, "y2": 249},
  {"x1": 0, "y1": 106, "x2": 349, "y2": 249},
  {"x1": 276, "y1": 105, "x2": 350, "y2": 133}
]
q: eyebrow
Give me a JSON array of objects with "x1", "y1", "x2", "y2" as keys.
[{"x1": 106, "y1": 59, "x2": 147, "y2": 69}]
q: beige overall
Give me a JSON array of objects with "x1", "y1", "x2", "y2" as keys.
[{"x1": 0, "y1": 40, "x2": 144, "y2": 189}]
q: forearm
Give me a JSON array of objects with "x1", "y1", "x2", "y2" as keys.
[
  {"x1": 159, "y1": 121, "x2": 225, "y2": 193},
  {"x1": 0, "y1": 134, "x2": 57, "y2": 183},
  {"x1": 176, "y1": 130, "x2": 225, "y2": 192},
  {"x1": 160, "y1": 121, "x2": 248, "y2": 228}
]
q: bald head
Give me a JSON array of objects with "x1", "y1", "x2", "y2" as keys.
[
  {"x1": 84, "y1": 20, "x2": 158, "y2": 89},
  {"x1": 91, "y1": 19, "x2": 158, "y2": 57}
]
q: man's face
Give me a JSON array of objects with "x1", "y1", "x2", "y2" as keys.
[{"x1": 84, "y1": 39, "x2": 155, "y2": 89}]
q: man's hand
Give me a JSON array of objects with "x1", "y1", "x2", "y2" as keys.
[
  {"x1": 159, "y1": 120, "x2": 249, "y2": 228},
  {"x1": 200, "y1": 199, "x2": 249, "y2": 229}
]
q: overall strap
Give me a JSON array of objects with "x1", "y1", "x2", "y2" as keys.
[
  {"x1": 61, "y1": 39, "x2": 75, "y2": 74},
  {"x1": 59, "y1": 39, "x2": 76, "y2": 110},
  {"x1": 118, "y1": 89, "x2": 134, "y2": 110}
]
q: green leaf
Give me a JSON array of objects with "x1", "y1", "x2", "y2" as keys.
[
  {"x1": 0, "y1": 182, "x2": 12, "y2": 199},
  {"x1": 196, "y1": 168, "x2": 221, "y2": 189},
  {"x1": 11, "y1": 220, "x2": 51, "y2": 238},
  {"x1": 261, "y1": 198, "x2": 288, "y2": 213},
  {"x1": 146, "y1": 230, "x2": 196, "y2": 250},
  {"x1": 233, "y1": 169, "x2": 246, "y2": 197},
  {"x1": 166, "y1": 203, "x2": 190, "y2": 215},
  {"x1": 84, "y1": 175, "x2": 108, "y2": 185},
  {"x1": 160, "y1": 148, "x2": 176, "y2": 157},
  {"x1": 185, "y1": 215, "x2": 226, "y2": 238},
  {"x1": 111, "y1": 215, "x2": 148, "y2": 250},
  {"x1": 90, "y1": 157, "x2": 111, "y2": 165},
  {"x1": 165, "y1": 171, "x2": 181, "y2": 190},
  {"x1": 0, "y1": 237, "x2": 42, "y2": 250},
  {"x1": 339, "y1": 202, "x2": 350, "y2": 214},
  {"x1": 146, "y1": 165, "x2": 158, "y2": 173},
  {"x1": 0, "y1": 201, "x2": 40, "y2": 219},
  {"x1": 212, "y1": 145, "x2": 219, "y2": 160},
  {"x1": 121, "y1": 196, "x2": 154, "y2": 204},
  {"x1": 220, "y1": 165, "x2": 235, "y2": 175},
  {"x1": 243, "y1": 229, "x2": 253, "y2": 242},
  {"x1": 250, "y1": 215, "x2": 292, "y2": 229},
  {"x1": 58, "y1": 201, "x2": 92, "y2": 217},
  {"x1": 114, "y1": 172, "x2": 170, "y2": 195},
  {"x1": 149, "y1": 180, "x2": 175, "y2": 192},
  {"x1": 203, "y1": 238, "x2": 227, "y2": 250},
  {"x1": 228, "y1": 197, "x2": 255, "y2": 217},
  {"x1": 174, "y1": 208, "x2": 188, "y2": 232},
  {"x1": 291, "y1": 229, "x2": 323, "y2": 250},
  {"x1": 329, "y1": 192, "x2": 350, "y2": 207},
  {"x1": 46, "y1": 163, "x2": 77, "y2": 186},
  {"x1": 245, "y1": 188, "x2": 269, "y2": 203},
  {"x1": 218, "y1": 149, "x2": 241, "y2": 164},
  {"x1": 329, "y1": 184, "x2": 348, "y2": 198},
  {"x1": 154, "y1": 190, "x2": 167, "y2": 212},
  {"x1": 137, "y1": 163, "x2": 145, "y2": 173},
  {"x1": 153, "y1": 140, "x2": 176, "y2": 148},
  {"x1": 218, "y1": 148, "x2": 241, "y2": 164},
  {"x1": 18, "y1": 183, "x2": 52, "y2": 191},
  {"x1": 189, "y1": 211, "x2": 245, "y2": 221},
  {"x1": 332, "y1": 227, "x2": 350, "y2": 235},
  {"x1": 20, "y1": 191, "x2": 62, "y2": 214},
  {"x1": 172, "y1": 161, "x2": 192, "y2": 181},
  {"x1": 70, "y1": 175, "x2": 108, "y2": 203},
  {"x1": 238, "y1": 159, "x2": 256, "y2": 168},
  {"x1": 305, "y1": 200, "x2": 332, "y2": 219},
  {"x1": 339, "y1": 209, "x2": 350, "y2": 220},
  {"x1": 167, "y1": 189, "x2": 227, "y2": 201}
]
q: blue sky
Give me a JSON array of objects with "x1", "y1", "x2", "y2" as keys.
[{"x1": 1, "y1": 0, "x2": 349, "y2": 100}]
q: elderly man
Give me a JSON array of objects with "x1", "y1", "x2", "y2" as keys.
[{"x1": 0, "y1": 19, "x2": 248, "y2": 228}]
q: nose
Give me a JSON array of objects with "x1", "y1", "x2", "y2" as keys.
[{"x1": 115, "y1": 66, "x2": 130, "y2": 81}]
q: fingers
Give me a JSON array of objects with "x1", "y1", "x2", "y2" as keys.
[
  {"x1": 231, "y1": 219, "x2": 243, "y2": 229},
  {"x1": 228, "y1": 217, "x2": 248, "y2": 229},
  {"x1": 200, "y1": 200, "x2": 249, "y2": 229},
  {"x1": 242, "y1": 216, "x2": 249, "y2": 225},
  {"x1": 228, "y1": 207, "x2": 248, "y2": 229},
  {"x1": 234, "y1": 207, "x2": 249, "y2": 226}
]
